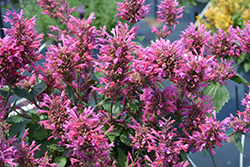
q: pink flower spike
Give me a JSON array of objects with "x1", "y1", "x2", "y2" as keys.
[{"x1": 116, "y1": 0, "x2": 150, "y2": 24}]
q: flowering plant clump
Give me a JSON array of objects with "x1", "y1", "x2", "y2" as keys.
[
  {"x1": 1, "y1": 0, "x2": 250, "y2": 166},
  {"x1": 196, "y1": 0, "x2": 250, "y2": 73}
]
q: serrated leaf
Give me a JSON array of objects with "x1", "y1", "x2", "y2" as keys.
[
  {"x1": 112, "y1": 101, "x2": 124, "y2": 115},
  {"x1": 120, "y1": 132, "x2": 131, "y2": 147},
  {"x1": 7, "y1": 115, "x2": 23, "y2": 123},
  {"x1": 230, "y1": 74, "x2": 250, "y2": 86},
  {"x1": 65, "y1": 85, "x2": 75, "y2": 103},
  {"x1": 14, "y1": 86, "x2": 36, "y2": 102},
  {"x1": 10, "y1": 120, "x2": 30, "y2": 135},
  {"x1": 234, "y1": 133, "x2": 244, "y2": 156},
  {"x1": 101, "y1": 100, "x2": 112, "y2": 112},
  {"x1": 47, "y1": 144, "x2": 66, "y2": 152},
  {"x1": 54, "y1": 157, "x2": 67, "y2": 167},
  {"x1": 33, "y1": 127, "x2": 48, "y2": 140},
  {"x1": 203, "y1": 82, "x2": 230, "y2": 113},
  {"x1": 31, "y1": 113, "x2": 40, "y2": 122},
  {"x1": 117, "y1": 147, "x2": 126, "y2": 167},
  {"x1": 30, "y1": 81, "x2": 47, "y2": 97},
  {"x1": 106, "y1": 129, "x2": 120, "y2": 142}
]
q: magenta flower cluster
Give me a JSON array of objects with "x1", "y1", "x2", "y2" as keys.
[
  {"x1": 116, "y1": 0, "x2": 150, "y2": 24},
  {"x1": 0, "y1": 10, "x2": 43, "y2": 86},
  {"x1": 2, "y1": 0, "x2": 250, "y2": 166},
  {"x1": 152, "y1": 0, "x2": 184, "y2": 38}
]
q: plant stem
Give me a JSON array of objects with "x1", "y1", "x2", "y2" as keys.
[
  {"x1": 209, "y1": 150, "x2": 217, "y2": 167},
  {"x1": 230, "y1": 53, "x2": 250, "y2": 73},
  {"x1": 4, "y1": 86, "x2": 13, "y2": 107},
  {"x1": 110, "y1": 102, "x2": 113, "y2": 122}
]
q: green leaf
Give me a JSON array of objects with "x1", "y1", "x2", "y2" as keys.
[
  {"x1": 30, "y1": 81, "x2": 47, "y2": 97},
  {"x1": 243, "y1": 62, "x2": 250, "y2": 72},
  {"x1": 230, "y1": 74, "x2": 250, "y2": 86},
  {"x1": 7, "y1": 115, "x2": 23, "y2": 123},
  {"x1": 203, "y1": 82, "x2": 230, "y2": 113},
  {"x1": 95, "y1": 99, "x2": 124, "y2": 114},
  {"x1": 0, "y1": 89, "x2": 13, "y2": 98},
  {"x1": 120, "y1": 132, "x2": 131, "y2": 147},
  {"x1": 180, "y1": 150, "x2": 188, "y2": 162},
  {"x1": 128, "y1": 102, "x2": 139, "y2": 111},
  {"x1": 136, "y1": 35, "x2": 145, "y2": 42},
  {"x1": 33, "y1": 127, "x2": 48, "y2": 140},
  {"x1": 54, "y1": 157, "x2": 67, "y2": 167},
  {"x1": 65, "y1": 85, "x2": 75, "y2": 103},
  {"x1": 106, "y1": 129, "x2": 120, "y2": 142},
  {"x1": 100, "y1": 100, "x2": 112, "y2": 112},
  {"x1": 117, "y1": 147, "x2": 126, "y2": 167},
  {"x1": 10, "y1": 120, "x2": 30, "y2": 135},
  {"x1": 31, "y1": 113, "x2": 40, "y2": 122},
  {"x1": 94, "y1": 98, "x2": 111, "y2": 108},
  {"x1": 13, "y1": 86, "x2": 36, "y2": 102},
  {"x1": 234, "y1": 133, "x2": 244, "y2": 156},
  {"x1": 93, "y1": 71, "x2": 105, "y2": 81},
  {"x1": 47, "y1": 144, "x2": 66, "y2": 153},
  {"x1": 112, "y1": 101, "x2": 124, "y2": 115}
]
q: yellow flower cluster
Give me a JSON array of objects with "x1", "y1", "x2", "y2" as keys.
[{"x1": 197, "y1": 0, "x2": 250, "y2": 31}]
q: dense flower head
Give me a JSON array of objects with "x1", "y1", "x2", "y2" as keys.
[
  {"x1": 94, "y1": 22, "x2": 137, "y2": 99},
  {"x1": 0, "y1": 10, "x2": 43, "y2": 85},
  {"x1": 172, "y1": 50, "x2": 214, "y2": 94},
  {"x1": 180, "y1": 23, "x2": 211, "y2": 54},
  {"x1": 126, "y1": 152, "x2": 143, "y2": 167},
  {"x1": 39, "y1": 91, "x2": 70, "y2": 139},
  {"x1": 38, "y1": 0, "x2": 75, "y2": 25},
  {"x1": 152, "y1": 0, "x2": 184, "y2": 38},
  {"x1": 140, "y1": 86, "x2": 177, "y2": 122},
  {"x1": 230, "y1": 92, "x2": 250, "y2": 133},
  {"x1": 187, "y1": 112, "x2": 230, "y2": 155},
  {"x1": 63, "y1": 107, "x2": 113, "y2": 166},
  {"x1": 41, "y1": 13, "x2": 98, "y2": 100},
  {"x1": 116, "y1": 0, "x2": 150, "y2": 24},
  {"x1": 210, "y1": 58, "x2": 235, "y2": 84},
  {"x1": 128, "y1": 117, "x2": 156, "y2": 151},
  {"x1": 146, "y1": 117, "x2": 188, "y2": 167},
  {"x1": 36, "y1": 64, "x2": 64, "y2": 97},
  {"x1": 0, "y1": 141, "x2": 17, "y2": 167},
  {"x1": 0, "y1": 118, "x2": 17, "y2": 167},
  {"x1": 180, "y1": 95, "x2": 214, "y2": 133},
  {"x1": 210, "y1": 26, "x2": 241, "y2": 58},
  {"x1": 133, "y1": 39, "x2": 183, "y2": 81},
  {"x1": 37, "y1": 0, "x2": 61, "y2": 18},
  {"x1": 13, "y1": 129, "x2": 41, "y2": 167},
  {"x1": 234, "y1": 21, "x2": 250, "y2": 54},
  {"x1": 45, "y1": 39, "x2": 81, "y2": 84},
  {"x1": 35, "y1": 151, "x2": 57, "y2": 167}
]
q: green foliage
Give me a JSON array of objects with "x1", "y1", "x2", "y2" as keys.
[
  {"x1": 65, "y1": 84, "x2": 75, "y2": 103},
  {"x1": 19, "y1": 0, "x2": 124, "y2": 41},
  {"x1": 77, "y1": 0, "x2": 124, "y2": 32},
  {"x1": 54, "y1": 157, "x2": 67, "y2": 167},
  {"x1": 117, "y1": 147, "x2": 126, "y2": 166},
  {"x1": 234, "y1": 133, "x2": 244, "y2": 156},
  {"x1": 230, "y1": 74, "x2": 250, "y2": 86},
  {"x1": 203, "y1": 82, "x2": 230, "y2": 113}
]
